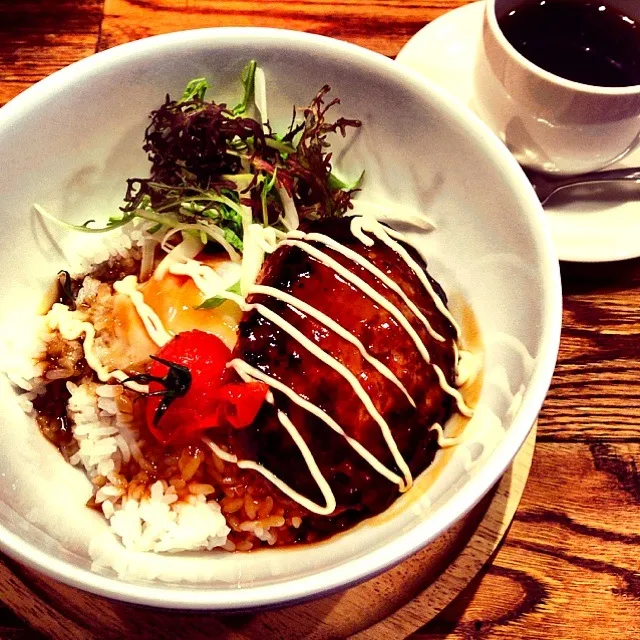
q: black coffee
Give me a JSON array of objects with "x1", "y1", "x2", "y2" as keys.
[{"x1": 498, "y1": 0, "x2": 640, "y2": 87}]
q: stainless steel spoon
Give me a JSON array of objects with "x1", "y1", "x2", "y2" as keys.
[{"x1": 522, "y1": 166, "x2": 640, "y2": 205}]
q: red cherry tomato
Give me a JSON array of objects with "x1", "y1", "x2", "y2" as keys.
[
  {"x1": 210, "y1": 382, "x2": 272, "y2": 430},
  {"x1": 144, "y1": 330, "x2": 268, "y2": 445}
]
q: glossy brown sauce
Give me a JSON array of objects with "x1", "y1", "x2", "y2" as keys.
[
  {"x1": 33, "y1": 379, "x2": 79, "y2": 461},
  {"x1": 355, "y1": 293, "x2": 483, "y2": 529}
]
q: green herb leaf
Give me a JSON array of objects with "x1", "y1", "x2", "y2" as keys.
[
  {"x1": 220, "y1": 225, "x2": 244, "y2": 251},
  {"x1": 197, "y1": 280, "x2": 242, "y2": 309},
  {"x1": 257, "y1": 169, "x2": 278, "y2": 227},
  {"x1": 34, "y1": 204, "x2": 136, "y2": 234},
  {"x1": 179, "y1": 77, "x2": 210, "y2": 103},
  {"x1": 232, "y1": 60, "x2": 257, "y2": 116},
  {"x1": 328, "y1": 170, "x2": 364, "y2": 191}
]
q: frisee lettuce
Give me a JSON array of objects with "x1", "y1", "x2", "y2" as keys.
[{"x1": 36, "y1": 62, "x2": 362, "y2": 259}]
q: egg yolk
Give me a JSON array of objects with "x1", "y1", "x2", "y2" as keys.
[
  {"x1": 141, "y1": 273, "x2": 241, "y2": 350},
  {"x1": 109, "y1": 292, "x2": 159, "y2": 371},
  {"x1": 109, "y1": 254, "x2": 242, "y2": 371}
]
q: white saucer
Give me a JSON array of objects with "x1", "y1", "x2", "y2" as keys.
[{"x1": 397, "y1": 1, "x2": 640, "y2": 263}]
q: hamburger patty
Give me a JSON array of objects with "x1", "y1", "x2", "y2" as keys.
[{"x1": 227, "y1": 217, "x2": 457, "y2": 537}]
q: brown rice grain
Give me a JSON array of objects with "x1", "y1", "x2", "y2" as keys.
[
  {"x1": 130, "y1": 484, "x2": 145, "y2": 502},
  {"x1": 117, "y1": 394, "x2": 133, "y2": 414},
  {"x1": 188, "y1": 483, "x2": 215, "y2": 496},
  {"x1": 227, "y1": 516, "x2": 242, "y2": 532},
  {"x1": 244, "y1": 494, "x2": 258, "y2": 520},
  {"x1": 211, "y1": 453, "x2": 225, "y2": 474},
  {"x1": 92, "y1": 475, "x2": 107, "y2": 488},
  {"x1": 221, "y1": 497, "x2": 244, "y2": 514},
  {"x1": 169, "y1": 477, "x2": 186, "y2": 490},
  {"x1": 179, "y1": 448, "x2": 203, "y2": 481},
  {"x1": 236, "y1": 540, "x2": 253, "y2": 552},
  {"x1": 257, "y1": 496, "x2": 274, "y2": 519}
]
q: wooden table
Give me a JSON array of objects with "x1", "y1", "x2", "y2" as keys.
[{"x1": 1, "y1": 1, "x2": 639, "y2": 638}]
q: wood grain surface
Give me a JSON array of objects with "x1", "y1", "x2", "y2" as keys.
[{"x1": 1, "y1": 0, "x2": 640, "y2": 638}]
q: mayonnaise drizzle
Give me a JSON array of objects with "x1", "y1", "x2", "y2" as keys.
[
  {"x1": 433, "y1": 365, "x2": 473, "y2": 417},
  {"x1": 281, "y1": 239, "x2": 434, "y2": 366},
  {"x1": 218, "y1": 291, "x2": 413, "y2": 491},
  {"x1": 286, "y1": 230, "x2": 445, "y2": 342},
  {"x1": 204, "y1": 353, "x2": 338, "y2": 515},
  {"x1": 230, "y1": 358, "x2": 404, "y2": 486},
  {"x1": 47, "y1": 304, "x2": 149, "y2": 393},
  {"x1": 282, "y1": 226, "x2": 472, "y2": 415},
  {"x1": 352, "y1": 217, "x2": 461, "y2": 336},
  {"x1": 429, "y1": 422, "x2": 466, "y2": 448},
  {"x1": 117, "y1": 213, "x2": 479, "y2": 516},
  {"x1": 203, "y1": 429, "x2": 336, "y2": 515},
  {"x1": 113, "y1": 276, "x2": 171, "y2": 347},
  {"x1": 250, "y1": 284, "x2": 415, "y2": 407},
  {"x1": 169, "y1": 260, "x2": 227, "y2": 297},
  {"x1": 456, "y1": 349, "x2": 483, "y2": 388}
]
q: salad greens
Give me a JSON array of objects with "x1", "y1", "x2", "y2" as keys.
[
  {"x1": 101, "y1": 61, "x2": 362, "y2": 251},
  {"x1": 38, "y1": 62, "x2": 362, "y2": 254},
  {"x1": 196, "y1": 281, "x2": 242, "y2": 310}
]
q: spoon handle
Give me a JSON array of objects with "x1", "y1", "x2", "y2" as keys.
[
  {"x1": 524, "y1": 166, "x2": 640, "y2": 205},
  {"x1": 551, "y1": 167, "x2": 640, "y2": 188}
]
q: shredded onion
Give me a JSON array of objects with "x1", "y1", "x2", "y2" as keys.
[
  {"x1": 240, "y1": 224, "x2": 269, "y2": 296},
  {"x1": 153, "y1": 234, "x2": 204, "y2": 280},
  {"x1": 240, "y1": 203, "x2": 253, "y2": 234},
  {"x1": 179, "y1": 223, "x2": 241, "y2": 262},
  {"x1": 278, "y1": 186, "x2": 299, "y2": 232},
  {"x1": 254, "y1": 66, "x2": 268, "y2": 127},
  {"x1": 160, "y1": 227, "x2": 188, "y2": 253},
  {"x1": 155, "y1": 222, "x2": 240, "y2": 282},
  {"x1": 139, "y1": 237, "x2": 158, "y2": 282}
]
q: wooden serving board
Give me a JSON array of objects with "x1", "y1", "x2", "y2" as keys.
[{"x1": 0, "y1": 426, "x2": 536, "y2": 640}]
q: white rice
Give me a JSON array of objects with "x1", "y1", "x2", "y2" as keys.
[
  {"x1": 0, "y1": 224, "x2": 231, "y2": 555},
  {"x1": 65, "y1": 372, "x2": 230, "y2": 554},
  {"x1": 109, "y1": 488, "x2": 229, "y2": 553},
  {"x1": 67, "y1": 218, "x2": 146, "y2": 277}
]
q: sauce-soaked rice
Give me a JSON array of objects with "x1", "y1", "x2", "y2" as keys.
[
  {"x1": 113, "y1": 396, "x2": 309, "y2": 548},
  {"x1": 33, "y1": 330, "x2": 89, "y2": 461},
  {"x1": 85, "y1": 253, "x2": 141, "y2": 285},
  {"x1": 32, "y1": 255, "x2": 294, "y2": 550},
  {"x1": 33, "y1": 378, "x2": 78, "y2": 461}
]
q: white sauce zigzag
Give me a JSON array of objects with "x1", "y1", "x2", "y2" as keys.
[
  {"x1": 351, "y1": 216, "x2": 461, "y2": 335},
  {"x1": 217, "y1": 290, "x2": 413, "y2": 492},
  {"x1": 116, "y1": 214, "x2": 475, "y2": 515},
  {"x1": 113, "y1": 275, "x2": 172, "y2": 347},
  {"x1": 280, "y1": 239, "x2": 434, "y2": 365},
  {"x1": 47, "y1": 304, "x2": 149, "y2": 394},
  {"x1": 286, "y1": 230, "x2": 446, "y2": 342},
  {"x1": 250, "y1": 284, "x2": 415, "y2": 407},
  {"x1": 229, "y1": 359, "x2": 404, "y2": 487}
]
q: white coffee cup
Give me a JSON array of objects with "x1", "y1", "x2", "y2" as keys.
[{"x1": 473, "y1": 0, "x2": 640, "y2": 175}]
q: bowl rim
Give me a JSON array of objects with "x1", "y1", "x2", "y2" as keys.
[{"x1": 0, "y1": 26, "x2": 562, "y2": 610}]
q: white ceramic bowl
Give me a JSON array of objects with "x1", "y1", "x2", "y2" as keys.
[{"x1": 0, "y1": 28, "x2": 561, "y2": 610}]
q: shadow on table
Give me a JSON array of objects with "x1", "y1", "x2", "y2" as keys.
[{"x1": 561, "y1": 257, "x2": 640, "y2": 296}]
